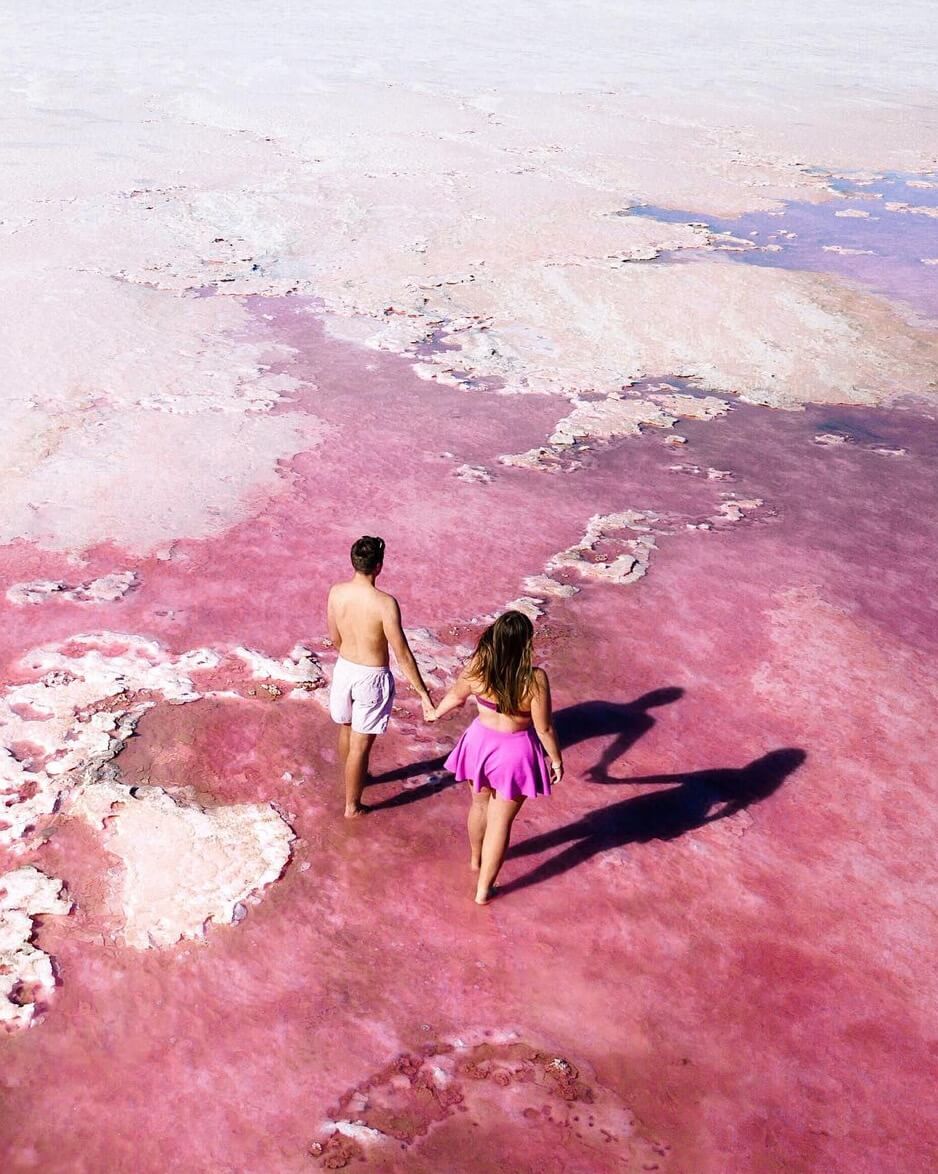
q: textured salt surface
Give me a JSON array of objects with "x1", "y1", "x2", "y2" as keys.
[
  {"x1": 0, "y1": 867, "x2": 70, "y2": 1032},
  {"x1": 2, "y1": 3, "x2": 938, "y2": 1171}
]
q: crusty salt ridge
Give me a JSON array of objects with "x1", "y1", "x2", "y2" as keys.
[
  {"x1": 7, "y1": 571, "x2": 138, "y2": 606},
  {"x1": 0, "y1": 867, "x2": 71, "y2": 1032},
  {"x1": 525, "y1": 495, "x2": 766, "y2": 598},
  {"x1": 542, "y1": 511, "x2": 664, "y2": 589},
  {"x1": 233, "y1": 645, "x2": 325, "y2": 694},
  {"x1": 500, "y1": 390, "x2": 731, "y2": 471}
]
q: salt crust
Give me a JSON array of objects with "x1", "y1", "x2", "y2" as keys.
[
  {"x1": 0, "y1": 269, "x2": 325, "y2": 552},
  {"x1": 500, "y1": 390, "x2": 730, "y2": 471},
  {"x1": 0, "y1": 633, "x2": 320, "y2": 951},
  {"x1": 311, "y1": 1026, "x2": 661, "y2": 1163},
  {"x1": 884, "y1": 202, "x2": 938, "y2": 218},
  {"x1": 7, "y1": 571, "x2": 138, "y2": 606},
  {"x1": 4, "y1": 4, "x2": 938, "y2": 561},
  {"x1": 400, "y1": 260, "x2": 938, "y2": 408},
  {"x1": 71, "y1": 779, "x2": 292, "y2": 950},
  {"x1": 522, "y1": 495, "x2": 764, "y2": 600},
  {"x1": 821, "y1": 245, "x2": 875, "y2": 256},
  {"x1": 0, "y1": 867, "x2": 71, "y2": 1032}
]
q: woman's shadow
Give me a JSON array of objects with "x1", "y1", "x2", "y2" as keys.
[
  {"x1": 502, "y1": 748, "x2": 806, "y2": 895},
  {"x1": 367, "y1": 686, "x2": 685, "y2": 810}
]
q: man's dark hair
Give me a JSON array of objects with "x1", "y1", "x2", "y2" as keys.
[{"x1": 350, "y1": 535, "x2": 385, "y2": 574}]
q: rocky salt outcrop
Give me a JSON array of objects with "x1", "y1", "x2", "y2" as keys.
[
  {"x1": 541, "y1": 510, "x2": 663, "y2": 589},
  {"x1": 0, "y1": 867, "x2": 70, "y2": 1032},
  {"x1": 233, "y1": 644, "x2": 325, "y2": 695}
]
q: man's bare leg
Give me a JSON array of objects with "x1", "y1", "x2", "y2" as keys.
[
  {"x1": 344, "y1": 730, "x2": 377, "y2": 818},
  {"x1": 337, "y1": 723, "x2": 351, "y2": 774},
  {"x1": 467, "y1": 785, "x2": 490, "y2": 872},
  {"x1": 476, "y1": 795, "x2": 525, "y2": 903}
]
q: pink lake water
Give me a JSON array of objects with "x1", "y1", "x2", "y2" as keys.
[{"x1": 2, "y1": 267, "x2": 937, "y2": 1171}]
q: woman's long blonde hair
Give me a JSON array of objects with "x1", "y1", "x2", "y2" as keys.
[{"x1": 468, "y1": 610, "x2": 536, "y2": 715}]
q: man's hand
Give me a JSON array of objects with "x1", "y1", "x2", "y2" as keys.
[{"x1": 421, "y1": 694, "x2": 436, "y2": 722}]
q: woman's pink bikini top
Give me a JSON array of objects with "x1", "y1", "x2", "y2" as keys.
[{"x1": 475, "y1": 695, "x2": 531, "y2": 718}]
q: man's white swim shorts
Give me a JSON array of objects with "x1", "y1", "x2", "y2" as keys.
[{"x1": 329, "y1": 656, "x2": 396, "y2": 734}]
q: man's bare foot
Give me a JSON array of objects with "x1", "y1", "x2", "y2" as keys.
[{"x1": 344, "y1": 803, "x2": 371, "y2": 819}]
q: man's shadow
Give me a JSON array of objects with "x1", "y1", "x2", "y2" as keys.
[
  {"x1": 365, "y1": 753, "x2": 452, "y2": 810},
  {"x1": 502, "y1": 748, "x2": 806, "y2": 895},
  {"x1": 555, "y1": 688, "x2": 684, "y2": 780}
]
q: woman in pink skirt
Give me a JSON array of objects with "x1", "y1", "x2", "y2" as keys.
[{"x1": 430, "y1": 611, "x2": 564, "y2": 904}]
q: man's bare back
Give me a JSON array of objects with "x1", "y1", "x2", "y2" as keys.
[
  {"x1": 327, "y1": 578, "x2": 395, "y2": 668},
  {"x1": 327, "y1": 536, "x2": 435, "y2": 817}
]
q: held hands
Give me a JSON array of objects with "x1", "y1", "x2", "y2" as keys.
[{"x1": 421, "y1": 693, "x2": 437, "y2": 723}]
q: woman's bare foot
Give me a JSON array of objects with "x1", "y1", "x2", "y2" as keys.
[
  {"x1": 470, "y1": 857, "x2": 481, "y2": 872},
  {"x1": 344, "y1": 803, "x2": 371, "y2": 819},
  {"x1": 474, "y1": 883, "x2": 497, "y2": 905}
]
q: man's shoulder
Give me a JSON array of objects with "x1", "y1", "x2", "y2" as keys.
[{"x1": 375, "y1": 587, "x2": 400, "y2": 613}]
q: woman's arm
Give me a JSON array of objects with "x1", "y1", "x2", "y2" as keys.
[
  {"x1": 429, "y1": 668, "x2": 474, "y2": 721},
  {"x1": 530, "y1": 669, "x2": 564, "y2": 784}
]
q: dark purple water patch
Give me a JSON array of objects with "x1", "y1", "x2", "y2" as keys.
[{"x1": 625, "y1": 172, "x2": 938, "y2": 319}]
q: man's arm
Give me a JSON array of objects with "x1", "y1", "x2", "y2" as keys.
[
  {"x1": 326, "y1": 588, "x2": 342, "y2": 651},
  {"x1": 382, "y1": 596, "x2": 434, "y2": 718}
]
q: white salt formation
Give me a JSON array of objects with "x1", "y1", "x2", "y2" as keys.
[
  {"x1": 7, "y1": 572, "x2": 138, "y2": 606},
  {"x1": 0, "y1": 632, "x2": 321, "y2": 959},
  {"x1": 501, "y1": 390, "x2": 731, "y2": 471},
  {"x1": 0, "y1": 868, "x2": 71, "y2": 1033},
  {"x1": 72, "y1": 780, "x2": 293, "y2": 949}
]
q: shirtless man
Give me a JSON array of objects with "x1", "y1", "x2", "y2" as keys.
[{"x1": 327, "y1": 535, "x2": 435, "y2": 818}]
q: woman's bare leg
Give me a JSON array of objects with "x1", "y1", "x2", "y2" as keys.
[
  {"x1": 467, "y1": 785, "x2": 491, "y2": 871},
  {"x1": 476, "y1": 795, "x2": 525, "y2": 903}
]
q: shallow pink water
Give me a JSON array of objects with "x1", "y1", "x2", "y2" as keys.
[{"x1": 1, "y1": 301, "x2": 937, "y2": 1171}]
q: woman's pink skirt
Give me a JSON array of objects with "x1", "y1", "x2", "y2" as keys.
[{"x1": 444, "y1": 718, "x2": 552, "y2": 801}]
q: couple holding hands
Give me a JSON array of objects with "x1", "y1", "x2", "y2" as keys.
[{"x1": 327, "y1": 536, "x2": 564, "y2": 904}]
